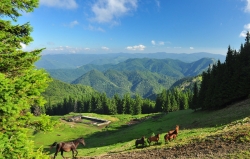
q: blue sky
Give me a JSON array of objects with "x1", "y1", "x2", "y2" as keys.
[{"x1": 16, "y1": 0, "x2": 250, "y2": 55}]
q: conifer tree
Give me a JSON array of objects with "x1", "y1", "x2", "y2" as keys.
[
  {"x1": 191, "y1": 82, "x2": 199, "y2": 111},
  {"x1": 133, "y1": 93, "x2": 142, "y2": 115},
  {"x1": 0, "y1": 0, "x2": 50, "y2": 158}
]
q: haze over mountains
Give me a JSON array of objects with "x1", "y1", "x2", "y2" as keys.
[
  {"x1": 37, "y1": 52, "x2": 224, "y2": 98},
  {"x1": 36, "y1": 52, "x2": 225, "y2": 69}
]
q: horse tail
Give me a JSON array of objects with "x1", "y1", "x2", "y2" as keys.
[{"x1": 50, "y1": 142, "x2": 57, "y2": 149}]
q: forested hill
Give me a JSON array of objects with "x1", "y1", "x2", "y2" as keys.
[
  {"x1": 47, "y1": 57, "x2": 217, "y2": 83},
  {"x1": 193, "y1": 34, "x2": 250, "y2": 110},
  {"x1": 68, "y1": 58, "x2": 216, "y2": 98},
  {"x1": 42, "y1": 79, "x2": 97, "y2": 106},
  {"x1": 36, "y1": 52, "x2": 225, "y2": 69}
]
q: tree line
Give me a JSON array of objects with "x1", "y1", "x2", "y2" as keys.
[
  {"x1": 191, "y1": 33, "x2": 250, "y2": 110},
  {"x1": 44, "y1": 88, "x2": 192, "y2": 116}
]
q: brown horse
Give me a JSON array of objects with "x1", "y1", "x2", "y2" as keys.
[
  {"x1": 164, "y1": 133, "x2": 177, "y2": 143},
  {"x1": 50, "y1": 137, "x2": 86, "y2": 159},
  {"x1": 164, "y1": 125, "x2": 179, "y2": 143},
  {"x1": 135, "y1": 136, "x2": 145, "y2": 148},
  {"x1": 168, "y1": 125, "x2": 179, "y2": 136},
  {"x1": 147, "y1": 134, "x2": 160, "y2": 145}
]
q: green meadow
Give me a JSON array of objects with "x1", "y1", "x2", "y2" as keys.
[{"x1": 32, "y1": 99, "x2": 250, "y2": 158}]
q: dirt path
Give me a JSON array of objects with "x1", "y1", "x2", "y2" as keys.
[
  {"x1": 80, "y1": 139, "x2": 249, "y2": 159},
  {"x1": 79, "y1": 122, "x2": 250, "y2": 159}
]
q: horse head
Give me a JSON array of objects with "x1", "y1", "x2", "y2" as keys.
[
  {"x1": 156, "y1": 134, "x2": 160, "y2": 138},
  {"x1": 176, "y1": 125, "x2": 179, "y2": 129},
  {"x1": 78, "y1": 137, "x2": 86, "y2": 146}
]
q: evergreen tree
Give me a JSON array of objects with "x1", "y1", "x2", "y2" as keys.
[
  {"x1": 191, "y1": 82, "x2": 199, "y2": 111},
  {"x1": 197, "y1": 33, "x2": 250, "y2": 110},
  {"x1": 0, "y1": 1, "x2": 51, "y2": 158},
  {"x1": 133, "y1": 93, "x2": 142, "y2": 115}
]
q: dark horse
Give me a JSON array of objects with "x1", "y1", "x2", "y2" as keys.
[
  {"x1": 147, "y1": 133, "x2": 160, "y2": 145},
  {"x1": 50, "y1": 137, "x2": 86, "y2": 159},
  {"x1": 135, "y1": 136, "x2": 145, "y2": 148}
]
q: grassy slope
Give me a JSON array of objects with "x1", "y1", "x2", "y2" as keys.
[{"x1": 33, "y1": 99, "x2": 250, "y2": 158}]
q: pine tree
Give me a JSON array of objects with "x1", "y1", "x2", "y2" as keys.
[
  {"x1": 0, "y1": 0, "x2": 50, "y2": 158},
  {"x1": 191, "y1": 82, "x2": 199, "y2": 111},
  {"x1": 133, "y1": 93, "x2": 142, "y2": 115}
]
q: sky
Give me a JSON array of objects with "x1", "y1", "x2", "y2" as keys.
[{"x1": 14, "y1": 0, "x2": 250, "y2": 55}]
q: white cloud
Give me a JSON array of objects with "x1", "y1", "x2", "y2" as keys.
[
  {"x1": 20, "y1": 43, "x2": 26, "y2": 49},
  {"x1": 69, "y1": 20, "x2": 79, "y2": 27},
  {"x1": 190, "y1": 47, "x2": 194, "y2": 50},
  {"x1": 244, "y1": 23, "x2": 250, "y2": 30},
  {"x1": 102, "y1": 46, "x2": 109, "y2": 50},
  {"x1": 85, "y1": 24, "x2": 105, "y2": 32},
  {"x1": 46, "y1": 46, "x2": 89, "y2": 54},
  {"x1": 159, "y1": 41, "x2": 164, "y2": 45},
  {"x1": 126, "y1": 44, "x2": 146, "y2": 51},
  {"x1": 151, "y1": 40, "x2": 156, "y2": 45},
  {"x1": 40, "y1": 0, "x2": 78, "y2": 9},
  {"x1": 245, "y1": 0, "x2": 250, "y2": 12},
  {"x1": 151, "y1": 40, "x2": 164, "y2": 45},
  {"x1": 239, "y1": 23, "x2": 250, "y2": 37},
  {"x1": 91, "y1": 0, "x2": 138, "y2": 24}
]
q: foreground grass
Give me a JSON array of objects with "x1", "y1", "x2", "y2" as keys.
[{"x1": 32, "y1": 99, "x2": 250, "y2": 158}]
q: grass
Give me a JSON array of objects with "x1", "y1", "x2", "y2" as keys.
[{"x1": 32, "y1": 98, "x2": 250, "y2": 158}]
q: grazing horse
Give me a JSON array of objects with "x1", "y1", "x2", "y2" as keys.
[
  {"x1": 168, "y1": 125, "x2": 179, "y2": 136},
  {"x1": 164, "y1": 133, "x2": 177, "y2": 143},
  {"x1": 135, "y1": 136, "x2": 145, "y2": 148},
  {"x1": 164, "y1": 125, "x2": 179, "y2": 143},
  {"x1": 50, "y1": 137, "x2": 86, "y2": 159},
  {"x1": 147, "y1": 134, "x2": 160, "y2": 145}
]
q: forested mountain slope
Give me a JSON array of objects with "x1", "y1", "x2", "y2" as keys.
[
  {"x1": 46, "y1": 57, "x2": 216, "y2": 83},
  {"x1": 42, "y1": 79, "x2": 97, "y2": 106},
  {"x1": 44, "y1": 58, "x2": 216, "y2": 98},
  {"x1": 71, "y1": 69, "x2": 177, "y2": 98}
]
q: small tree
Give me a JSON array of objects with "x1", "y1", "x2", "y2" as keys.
[{"x1": 0, "y1": 1, "x2": 51, "y2": 158}]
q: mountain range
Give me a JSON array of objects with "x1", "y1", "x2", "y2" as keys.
[
  {"x1": 43, "y1": 57, "x2": 217, "y2": 98},
  {"x1": 36, "y1": 52, "x2": 225, "y2": 69}
]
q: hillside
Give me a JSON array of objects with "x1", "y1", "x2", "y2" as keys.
[
  {"x1": 36, "y1": 52, "x2": 225, "y2": 69},
  {"x1": 170, "y1": 75, "x2": 202, "y2": 90},
  {"x1": 34, "y1": 98, "x2": 250, "y2": 158},
  {"x1": 46, "y1": 58, "x2": 216, "y2": 83},
  {"x1": 71, "y1": 69, "x2": 176, "y2": 98},
  {"x1": 69, "y1": 58, "x2": 214, "y2": 98},
  {"x1": 42, "y1": 79, "x2": 97, "y2": 106}
]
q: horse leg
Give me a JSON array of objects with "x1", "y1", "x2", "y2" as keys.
[
  {"x1": 53, "y1": 152, "x2": 58, "y2": 159},
  {"x1": 71, "y1": 149, "x2": 74, "y2": 158},
  {"x1": 53, "y1": 146, "x2": 60, "y2": 159},
  {"x1": 61, "y1": 150, "x2": 65, "y2": 159},
  {"x1": 74, "y1": 149, "x2": 78, "y2": 157}
]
